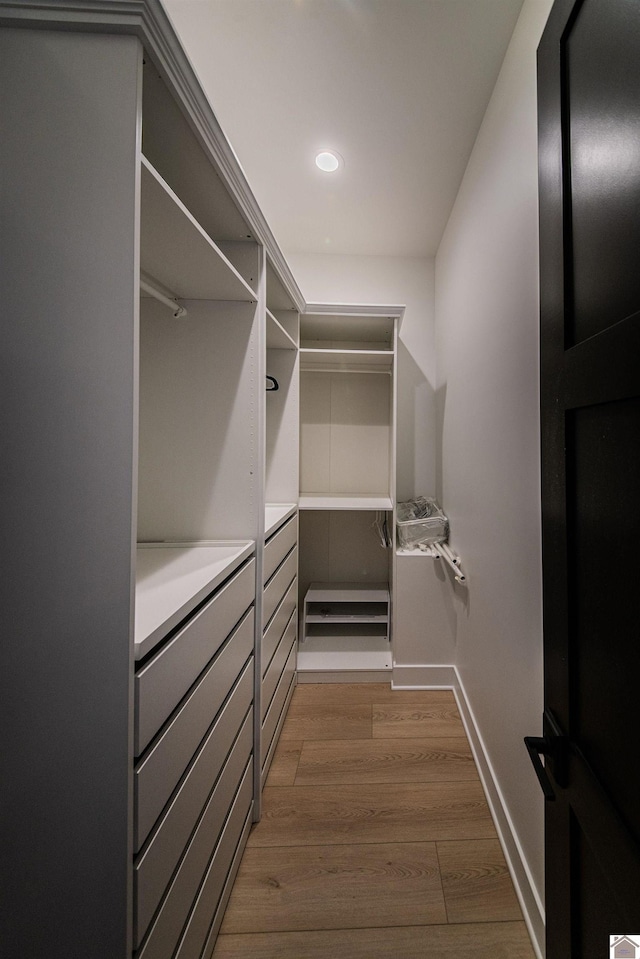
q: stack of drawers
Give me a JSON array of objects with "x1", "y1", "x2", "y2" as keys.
[
  {"x1": 261, "y1": 514, "x2": 298, "y2": 785},
  {"x1": 132, "y1": 557, "x2": 256, "y2": 959}
]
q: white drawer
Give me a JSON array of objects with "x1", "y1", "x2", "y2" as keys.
[
  {"x1": 138, "y1": 759, "x2": 253, "y2": 959},
  {"x1": 263, "y1": 515, "x2": 297, "y2": 585},
  {"x1": 261, "y1": 642, "x2": 296, "y2": 767},
  {"x1": 174, "y1": 762, "x2": 253, "y2": 959},
  {"x1": 135, "y1": 558, "x2": 255, "y2": 755},
  {"x1": 134, "y1": 609, "x2": 254, "y2": 851},
  {"x1": 262, "y1": 577, "x2": 296, "y2": 677},
  {"x1": 263, "y1": 547, "x2": 297, "y2": 628},
  {"x1": 134, "y1": 704, "x2": 253, "y2": 947},
  {"x1": 262, "y1": 611, "x2": 296, "y2": 722}
]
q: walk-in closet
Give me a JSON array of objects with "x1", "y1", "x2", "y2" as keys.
[{"x1": 2, "y1": 1, "x2": 558, "y2": 957}]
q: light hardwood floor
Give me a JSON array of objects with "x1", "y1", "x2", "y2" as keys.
[{"x1": 213, "y1": 683, "x2": 536, "y2": 959}]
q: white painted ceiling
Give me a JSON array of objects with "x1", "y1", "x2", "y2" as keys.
[{"x1": 163, "y1": 0, "x2": 525, "y2": 258}]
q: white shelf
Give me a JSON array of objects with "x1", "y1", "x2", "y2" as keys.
[
  {"x1": 305, "y1": 613, "x2": 388, "y2": 624},
  {"x1": 305, "y1": 582, "x2": 389, "y2": 603},
  {"x1": 140, "y1": 156, "x2": 257, "y2": 302},
  {"x1": 267, "y1": 309, "x2": 297, "y2": 350},
  {"x1": 299, "y1": 494, "x2": 393, "y2": 511},
  {"x1": 301, "y1": 313, "x2": 395, "y2": 347},
  {"x1": 142, "y1": 62, "x2": 256, "y2": 246},
  {"x1": 300, "y1": 348, "x2": 393, "y2": 372},
  {"x1": 265, "y1": 503, "x2": 297, "y2": 538},
  {"x1": 297, "y1": 635, "x2": 392, "y2": 673},
  {"x1": 134, "y1": 541, "x2": 254, "y2": 659},
  {"x1": 302, "y1": 582, "x2": 390, "y2": 644},
  {"x1": 396, "y1": 546, "x2": 440, "y2": 557}
]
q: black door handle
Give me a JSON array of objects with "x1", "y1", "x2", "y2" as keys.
[
  {"x1": 525, "y1": 710, "x2": 567, "y2": 800},
  {"x1": 524, "y1": 735, "x2": 556, "y2": 800}
]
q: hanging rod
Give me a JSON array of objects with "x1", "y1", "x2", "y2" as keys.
[
  {"x1": 140, "y1": 271, "x2": 187, "y2": 318},
  {"x1": 421, "y1": 541, "x2": 467, "y2": 584}
]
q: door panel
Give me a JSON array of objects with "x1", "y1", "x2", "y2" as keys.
[
  {"x1": 572, "y1": 812, "x2": 621, "y2": 959},
  {"x1": 566, "y1": 0, "x2": 640, "y2": 345},
  {"x1": 568, "y1": 397, "x2": 640, "y2": 839},
  {"x1": 537, "y1": 0, "x2": 640, "y2": 955}
]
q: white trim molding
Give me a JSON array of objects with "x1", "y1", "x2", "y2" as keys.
[
  {"x1": 391, "y1": 664, "x2": 456, "y2": 689},
  {"x1": 391, "y1": 663, "x2": 545, "y2": 959}
]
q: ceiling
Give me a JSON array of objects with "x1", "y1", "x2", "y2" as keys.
[{"x1": 163, "y1": 0, "x2": 526, "y2": 258}]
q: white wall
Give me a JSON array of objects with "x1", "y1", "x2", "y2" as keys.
[
  {"x1": 286, "y1": 253, "x2": 435, "y2": 501},
  {"x1": 435, "y1": 0, "x2": 553, "y2": 936}
]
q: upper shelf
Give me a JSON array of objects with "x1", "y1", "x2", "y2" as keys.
[
  {"x1": 267, "y1": 309, "x2": 298, "y2": 350},
  {"x1": 299, "y1": 494, "x2": 393, "y2": 511},
  {"x1": 301, "y1": 312, "x2": 395, "y2": 348},
  {"x1": 140, "y1": 156, "x2": 257, "y2": 302},
  {"x1": 300, "y1": 348, "x2": 393, "y2": 372}
]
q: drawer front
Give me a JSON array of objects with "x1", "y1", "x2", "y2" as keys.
[
  {"x1": 263, "y1": 547, "x2": 297, "y2": 627},
  {"x1": 134, "y1": 707, "x2": 253, "y2": 947},
  {"x1": 262, "y1": 577, "x2": 296, "y2": 677},
  {"x1": 135, "y1": 558, "x2": 255, "y2": 755},
  {"x1": 139, "y1": 754, "x2": 253, "y2": 959},
  {"x1": 134, "y1": 664, "x2": 252, "y2": 904},
  {"x1": 135, "y1": 609, "x2": 253, "y2": 850},
  {"x1": 261, "y1": 611, "x2": 296, "y2": 722},
  {"x1": 263, "y1": 515, "x2": 297, "y2": 585},
  {"x1": 174, "y1": 761, "x2": 253, "y2": 959},
  {"x1": 261, "y1": 642, "x2": 296, "y2": 765}
]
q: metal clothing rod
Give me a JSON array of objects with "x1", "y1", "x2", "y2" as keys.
[
  {"x1": 440, "y1": 542, "x2": 462, "y2": 568},
  {"x1": 423, "y1": 541, "x2": 466, "y2": 584},
  {"x1": 140, "y1": 271, "x2": 187, "y2": 318}
]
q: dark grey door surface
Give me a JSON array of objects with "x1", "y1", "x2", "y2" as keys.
[{"x1": 533, "y1": 0, "x2": 640, "y2": 955}]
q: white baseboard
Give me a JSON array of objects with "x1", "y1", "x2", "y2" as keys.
[
  {"x1": 297, "y1": 669, "x2": 391, "y2": 684},
  {"x1": 390, "y1": 663, "x2": 545, "y2": 959},
  {"x1": 392, "y1": 663, "x2": 457, "y2": 688}
]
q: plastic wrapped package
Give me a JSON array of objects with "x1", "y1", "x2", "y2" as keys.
[{"x1": 396, "y1": 497, "x2": 449, "y2": 548}]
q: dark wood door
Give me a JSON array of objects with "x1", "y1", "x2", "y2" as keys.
[{"x1": 535, "y1": 0, "x2": 640, "y2": 955}]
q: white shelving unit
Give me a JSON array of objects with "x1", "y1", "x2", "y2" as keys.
[
  {"x1": 302, "y1": 583, "x2": 390, "y2": 641},
  {"x1": 264, "y1": 258, "x2": 300, "y2": 514},
  {"x1": 133, "y1": 54, "x2": 265, "y2": 959},
  {"x1": 297, "y1": 305, "x2": 403, "y2": 681},
  {"x1": 259, "y1": 258, "x2": 301, "y2": 795},
  {"x1": 0, "y1": 8, "x2": 303, "y2": 958},
  {"x1": 299, "y1": 309, "x2": 398, "y2": 504}
]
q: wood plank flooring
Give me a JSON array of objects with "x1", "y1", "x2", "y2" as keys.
[{"x1": 213, "y1": 683, "x2": 536, "y2": 959}]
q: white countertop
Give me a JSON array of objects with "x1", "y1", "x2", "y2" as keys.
[
  {"x1": 265, "y1": 503, "x2": 297, "y2": 537},
  {"x1": 135, "y1": 540, "x2": 254, "y2": 660}
]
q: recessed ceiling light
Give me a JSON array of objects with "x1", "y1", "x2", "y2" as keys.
[{"x1": 315, "y1": 150, "x2": 342, "y2": 172}]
